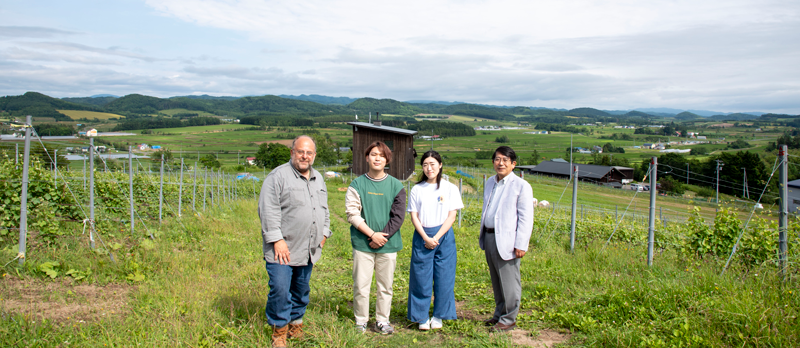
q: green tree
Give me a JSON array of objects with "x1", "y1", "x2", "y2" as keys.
[
  {"x1": 255, "y1": 143, "x2": 290, "y2": 168},
  {"x1": 495, "y1": 135, "x2": 510, "y2": 143},
  {"x1": 199, "y1": 154, "x2": 221, "y2": 169},
  {"x1": 310, "y1": 134, "x2": 338, "y2": 166},
  {"x1": 150, "y1": 149, "x2": 173, "y2": 163},
  {"x1": 525, "y1": 149, "x2": 541, "y2": 165}
]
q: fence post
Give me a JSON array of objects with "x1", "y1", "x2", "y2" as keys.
[
  {"x1": 17, "y1": 115, "x2": 32, "y2": 265},
  {"x1": 458, "y1": 178, "x2": 463, "y2": 228},
  {"x1": 83, "y1": 154, "x2": 86, "y2": 190},
  {"x1": 203, "y1": 167, "x2": 208, "y2": 211},
  {"x1": 647, "y1": 157, "x2": 657, "y2": 267},
  {"x1": 615, "y1": 205, "x2": 618, "y2": 223},
  {"x1": 159, "y1": 154, "x2": 164, "y2": 223},
  {"x1": 89, "y1": 137, "x2": 95, "y2": 249},
  {"x1": 15, "y1": 143, "x2": 18, "y2": 167},
  {"x1": 570, "y1": 165, "x2": 578, "y2": 253},
  {"x1": 54, "y1": 149, "x2": 58, "y2": 187},
  {"x1": 483, "y1": 174, "x2": 487, "y2": 198},
  {"x1": 179, "y1": 158, "x2": 184, "y2": 217},
  {"x1": 193, "y1": 162, "x2": 197, "y2": 212},
  {"x1": 129, "y1": 146, "x2": 134, "y2": 236},
  {"x1": 779, "y1": 145, "x2": 788, "y2": 279}
]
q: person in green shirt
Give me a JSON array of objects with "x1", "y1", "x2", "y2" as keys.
[{"x1": 345, "y1": 141, "x2": 406, "y2": 335}]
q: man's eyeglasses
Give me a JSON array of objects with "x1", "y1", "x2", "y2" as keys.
[
  {"x1": 493, "y1": 157, "x2": 512, "y2": 164},
  {"x1": 294, "y1": 150, "x2": 316, "y2": 156}
]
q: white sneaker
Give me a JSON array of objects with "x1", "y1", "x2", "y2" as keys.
[
  {"x1": 376, "y1": 321, "x2": 394, "y2": 335},
  {"x1": 355, "y1": 322, "x2": 367, "y2": 334},
  {"x1": 419, "y1": 318, "x2": 431, "y2": 330},
  {"x1": 431, "y1": 317, "x2": 443, "y2": 329}
]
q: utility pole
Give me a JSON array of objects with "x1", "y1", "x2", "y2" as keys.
[
  {"x1": 715, "y1": 160, "x2": 724, "y2": 204},
  {"x1": 742, "y1": 167, "x2": 749, "y2": 199}
]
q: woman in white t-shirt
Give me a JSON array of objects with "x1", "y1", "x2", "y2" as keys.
[{"x1": 406, "y1": 150, "x2": 464, "y2": 330}]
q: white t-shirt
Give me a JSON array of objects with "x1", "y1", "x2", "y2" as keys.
[{"x1": 407, "y1": 180, "x2": 465, "y2": 228}]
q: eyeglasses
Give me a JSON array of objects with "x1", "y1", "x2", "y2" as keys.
[
  {"x1": 493, "y1": 157, "x2": 512, "y2": 164},
  {"x1": 293, "y1": 150, "x2": 316, "y2": 156}
]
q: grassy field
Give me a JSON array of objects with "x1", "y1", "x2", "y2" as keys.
[
  {"x1": 57, "y1": 110, "x2": 126, "y2": 120},
  {"x1": 1, "y1": 175, "x2": 797, "y2": 347}
]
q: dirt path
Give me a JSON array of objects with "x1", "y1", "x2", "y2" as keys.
[{"x1": 0, "y1": 277, "x2": 133, "y2": 323}]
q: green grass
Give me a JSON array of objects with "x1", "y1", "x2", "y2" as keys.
[{"x1": 1, "y1": 174, "x2": 798, "y2": 347}]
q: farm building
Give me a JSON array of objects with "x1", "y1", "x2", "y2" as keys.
[
  {"x1": 347, "y1": 121, "x2": 418, "y2": 180},
  {"x1": 519, "y1": 160, "x2": 634, "y2": 185},
  {"x1": 788, "y1": 179, "x2": 800, "y2": 214}
]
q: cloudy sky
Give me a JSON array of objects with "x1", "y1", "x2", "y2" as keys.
[{"x1": 1, "y1": 0, "x2": 799, "y2": 113}]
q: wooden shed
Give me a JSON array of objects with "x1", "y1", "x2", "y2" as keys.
[{"x1": 348, "y1": 121, "x2": 418, "y2": 180}]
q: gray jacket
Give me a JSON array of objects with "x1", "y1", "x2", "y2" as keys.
[{"x1": 259, "y1": 162, "x2": 331, "y2": 265}]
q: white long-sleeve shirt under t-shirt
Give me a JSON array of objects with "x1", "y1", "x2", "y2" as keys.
[{"x1": 407, "y1": 180, "x2": 464, "y2": 228}]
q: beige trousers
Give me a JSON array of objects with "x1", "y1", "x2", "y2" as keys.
[{"x1": 352, "y1": 249, "x2": 398, "y2": 324}]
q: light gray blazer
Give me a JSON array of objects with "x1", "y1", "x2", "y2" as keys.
[{"x1": 479, "y1": 173, "x2": 534, "y2": 260}]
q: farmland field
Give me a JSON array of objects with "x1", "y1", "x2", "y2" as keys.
[{"x1": 57, "y1": 110, "x2": 126, "y2": 120}]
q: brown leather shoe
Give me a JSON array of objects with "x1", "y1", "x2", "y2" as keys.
[
  {"x1": 483, "y1": 318, "x2": 499, "y2": 326},
  {"x1": 288, "y1": 322, "x2": 304, "y2": 339},
  {"x1": 491, "y1": 322, "x2": 516, "y2": 332},
  {"x1": 271, "y1": 325, "x2": 288, "y2": 348}
]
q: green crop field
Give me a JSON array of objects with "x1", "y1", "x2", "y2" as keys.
[{"x1": 57, "y1": 110, "x2": 126, "y2": 120}]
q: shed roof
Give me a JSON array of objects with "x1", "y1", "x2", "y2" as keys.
[
  {"x1": 789, "y1": 179, "x2": 800, "y2": 188},
  {"x1": 529, "y1": 160, "x2": 632, "y2": 180},
  {"x1": 347, "y1": 122, "x2": 418, "y2": 136}
]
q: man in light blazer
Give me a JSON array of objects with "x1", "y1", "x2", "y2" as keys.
[{"x1": 479, "y1": 146, "x2": 534, "y2": 332}]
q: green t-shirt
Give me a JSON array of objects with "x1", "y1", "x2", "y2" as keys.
[{"x1": 349, "y1": 174, "x2": 404, "y2": 253}]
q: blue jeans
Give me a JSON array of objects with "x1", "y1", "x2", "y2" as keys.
[
  {"x1": 265, "y1": 261, "x2": 314, "y2": 327},
  {"x1": 407, "y1": 225, "x2": 457, "y2": 323}
]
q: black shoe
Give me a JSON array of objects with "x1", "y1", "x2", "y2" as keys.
[{"x1": 483, "y1": 318, "x2": 499, "y2": 326}]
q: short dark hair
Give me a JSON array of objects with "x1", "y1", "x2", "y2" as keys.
[
  {"x1": 492, "y1": 146, "x2": 517, "y2": 162},
  {"x1": 416, "y1": 150, "x2": 443, "y2": 189},
  {"x1": 365, "y1": 141, "x2": 393, "y2": 164}
]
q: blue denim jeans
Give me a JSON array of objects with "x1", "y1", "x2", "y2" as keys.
[
  {"x1": 407, "y1": 225, "x2": 457, "y2": 323},
  {"x1": 265, "y1": 261, "x2": 314, "y2": 327}
]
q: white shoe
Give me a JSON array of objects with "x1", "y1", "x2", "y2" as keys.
[
  {"x1": 355, "y1": 322, "x2": 367, "y2": 334},
  {"x1": 419, "y1": 318, "x2": 431, "y2": 330},
  {"x1": 431, "y1": 317, "x2": 443, "y2": 329}
]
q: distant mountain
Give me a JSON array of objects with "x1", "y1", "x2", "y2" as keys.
[
  {"x1": 90, "y1": 94, "x2": 119, "y2": 98},
  {"x1": 63, "y1": 96, "x2": 117, "y2": 107},
  {"x1": 707, "y1": 113, "x2": 759, "y2": 121},
  {"x1": 347, "y1": 98, "x2": 423, "y2": 116},
  {"x1": 404, "y1": 100, "x2": 463, "y2": 106},
  {"x1": 623, "y1": 110, "x2": 655, "y2": 118},
  {"x1": 674, "y1": 111, "x2": 703, "y2": 120},
  {"x1": 172, "y1": 94, "x2": 240, "y2": 101},
  {"x1": 567, "y1": 107, "x2": 611, "y2": 117},
  {"x1": 1, "y1": 92, "x2": 96, "y2": 121},
  {"x1": 280, "y1": 94, "x2": 357, "y2": 105}
]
